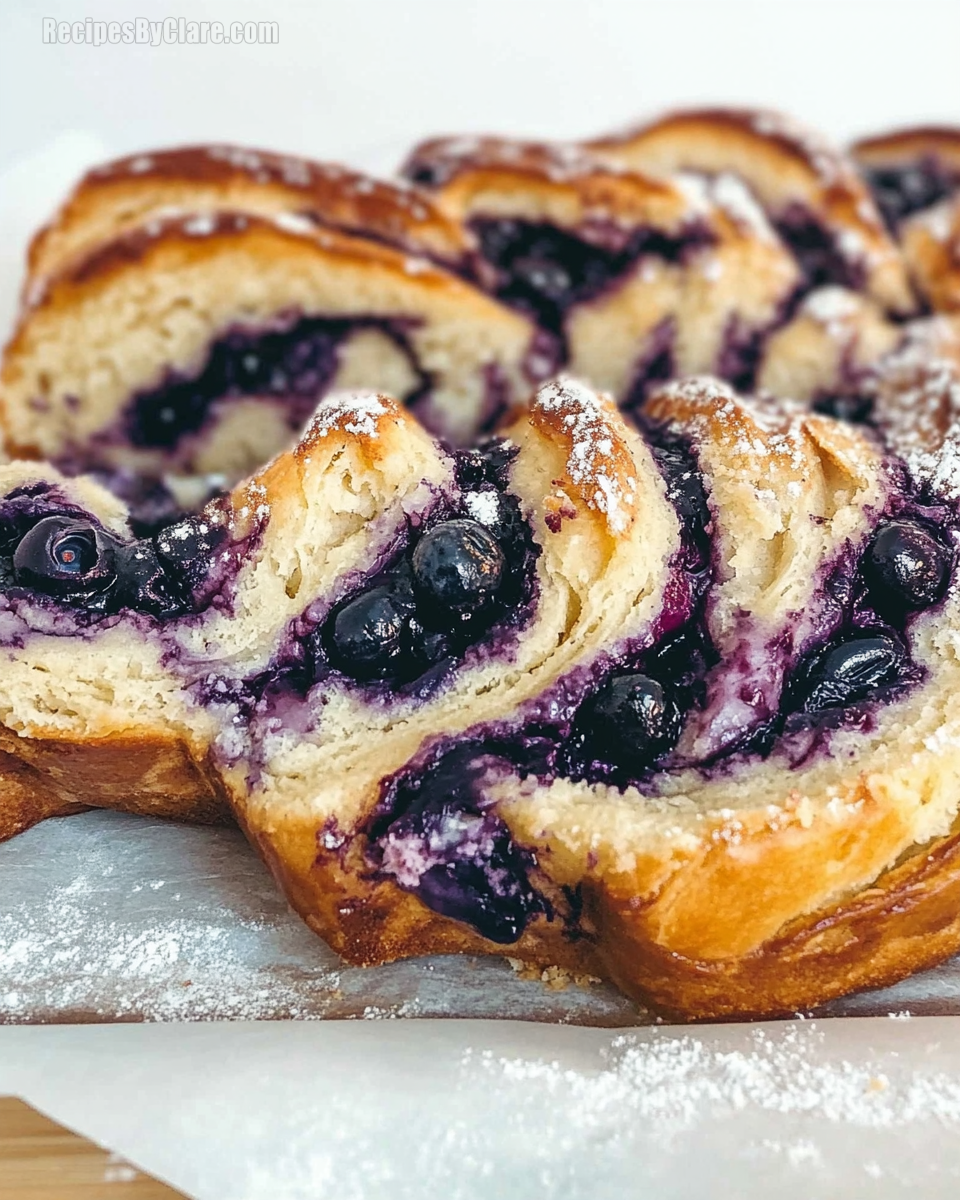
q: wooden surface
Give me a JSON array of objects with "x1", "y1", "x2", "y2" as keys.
[{"x1": 0, "y1": 1099, "x2": 187, "y2": 1199}]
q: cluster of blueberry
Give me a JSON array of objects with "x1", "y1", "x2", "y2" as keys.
[
  {"x1": 0, "y1": 489, "x2": 226, "y2": 619},
  {"x1": 787, "y1": 519, "x2": 951, "y2": 714},
  {"x1": 575, "y1": 516, "x2": 952, "y2": 776},
  {"x1": 370, "y1": 742, "x2": 546, "y2": 945},
  {"x1": 309, "y1": 444, "x2": 535, "y2": 687}
]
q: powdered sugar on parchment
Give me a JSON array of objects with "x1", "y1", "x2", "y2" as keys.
[
  {"x1": 467, "y1": 1023, "x2": 960, "y2": 1137},
  {"x1": 0, "y1": 870, "x2": 337, "y2": 1022}
]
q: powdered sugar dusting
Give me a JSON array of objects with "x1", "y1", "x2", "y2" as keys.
[
  {"x1": 707, "y1": 171, "x2": 777, "y2": 241},
  {"x1": 533, "y1": 377, "x2": 638, "y2": 533},
  {"x1": 305, "y1": 390, "x2": 392, "y2": 441},
  {"x1": 873, "y1": 324, "x2": 960, "y2": 501},
  {"x1": 404, "y1": 135, "x2": 627, "y2": 188},
  {"x1": 749, "y1": 109, "x2": 849, "y2": 189},
  {"x1": 801, "y1": 285, "x2": 864, "y2": 327},
  {"x1": 0, "y1": 856, "x2": 337, "y2": 1022},
  {"x1": 910, "y1": 196, "x2": 960, "y2": 244},
  {"x1": 468, "y1": 1022, "x2": 960, "y2": 1136}
]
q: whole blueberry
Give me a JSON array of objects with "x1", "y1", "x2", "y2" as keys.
[
  {"x1": 13, "y1": 516, "x2": 119, "y2": 597},
  {"x1": 412, "y1": 519, "x2": 505, "y2": 615},
  {"x1": 795, "y1": 632, "x2": 905, "y2": 713},
  {"x1": 115, "y1": 541, "x2": 187, "y2": 618},
  {"x1": 329, "y1": 586, "x2": 413, "y2": 679},
  {"x1": 865, "y1": 520, "x2": 950, "y2": 611},
  {"x1": 591, "y1": 673, "x2": 682, "y2": 768},
  {"x1": 812, "y1": 393, "x2": 874, "y2": 424},
  {"x1": 404, "y1": 614, "x2": 453, "y2": 667}
]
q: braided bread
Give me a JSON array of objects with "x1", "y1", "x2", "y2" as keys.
[
  {"x1": 211, "y1": 370, "x2": 960, "y2": 1019},
  {"x1": 0, "y1": 389, "x2": 457, "y2": 839},
  {"x1": 3, "y1": 108, "x2": 960, "y2": 1020},
  {"x1": 0, "y1": 147, "x2": 538, "y2": 486}
]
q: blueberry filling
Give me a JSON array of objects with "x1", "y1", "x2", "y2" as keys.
[
  {"x1": 622, "y1": 319, "x2": 676, "y2": 409},
  {"x1": 587, "y1": 674, "x2": 682, "y2": 769},
  {"x1": 122, "y1": 316, "x2": 425, "y2": 453},
  {"x1": 411, "y1": 519, "x2": 505, "y2": 611},
  {"x1": 367, "y1": 743, "x2": 547, "y2": 944},
  {"x1": 328, "y1": 586, "x2": 413, "y2": 680},
  {"x1": 645, "y1": 428, "x2": 713, "y2": 576},
  {"x1": 4, "y1": 512, "x2": 187, "y2": 618},
  {"x1": 773, "y1": 206, "x2": 865, "y2": 292},
  {"x1": 302, "y1": 442, "x2": 538, "y2": 690},
  {"x1": 863, "y1": 161, "x2": 957, "y2": 230},
  {"x1": 470, "y1": 218, "x2": 710, "y2": 343},
  {"x1": 0, "y1": 488, "x2": 262, "y2": 622},
  {"x1": 812, "y1": 393, "x2": 875, "y2": 425}
]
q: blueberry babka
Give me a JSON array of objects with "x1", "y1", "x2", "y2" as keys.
[
  {"x1": 3, "y1": 106, "x2": 960, "y2": 1021},
  {"x1": 401, "y1": 111, "x2": 937, "y2": 420},
  {"x1": 185, "y1": 371, "x2": 960, "y2": 1019},
  {"x1": 0, "y1": 148, "x2": 538, "y2": 487},
  {"x1": 585, "y1": 107, "x2": 916, "y2": 316},
  {"x1": 401, "y1": 135, "x2": 802, "y2": 401}
]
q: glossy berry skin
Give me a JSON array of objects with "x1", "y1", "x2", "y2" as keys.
[
  {"x1": 865, "y1": 521, "x2": 950, "y2": 611},
  {"x1": 812, "y1": 393, "x2": 874, "y2": 425},
  {"x1": 404, "y1": 614, "x2": 452, "y2": 668},
  {"x1": 411, "y1": 519, "x2": 505, "y2": 616},
  {"x1": 329, "y1": 587, "x2": 414, "y2": 679},
  {"x1": 797, "y1": 633, "x2": 905, "y2": 713},
  {"x1": 652, "y1": 446, "x2": 711, "y2": 533},
  {"x1": 116, "y1": 542, "x2": 186, "y2": 618},
  {"x1": 13, "y1": 516, "x2": 119, "y2": 597},
  {"x1": 591, "y1": 673, "x2": 682, "y2": 768}
]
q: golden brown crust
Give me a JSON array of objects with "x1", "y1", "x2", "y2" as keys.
[
  {"x1": 0, "y1": 728, "x2": 229, "y2": 832},
  {"x1": 899, "y1": 198, "x2": 960, "y2": 313},
  {"x1": 593, "y1": 825, "x2": 960, "y2": 1020},
  {"x1": 21, "y1": 209, "x2": 461, "y2": 318},
  {"x1": 0, "y1": 749, "x2": 86, "y2": 842},
  {"x1": 239, "y1": 809, "x2": 592, "y2": 978},
  {"x1": 240, "y1": 778, "x2": 960, "y2": 1023},
  {"x1": 401, "y1": 135, "x2": 686, "y2": 230},
  {"x1": 523, "y1": 377, "x2": 640, "y2": 534},
  {"x1": 851, "y1": 126, "x2": 960, "y2": 172},
  {"x1": 27, "y1": 144, "x2": 472, "y2": 289},
  {"x1": 2, "y1": 206, "x2": 535, "y2": 465},
  {"x1": 586, "y1": 106, "x2": 915, "y2": 315}
]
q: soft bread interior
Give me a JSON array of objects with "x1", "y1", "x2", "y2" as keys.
[
  {"x1": 172, "y1": 391, "x2": 455, "y2": 677},
  {"x1": 226, "y1": 378, "x2": 682, "y2": 837},
  {"x1": 1, "y1": 214, "x2": 535, "y2": 472},
  {"x1": 567, "y1": 179, "x2": 799, "y2": 397},
  {"x1": 645, "y1": 377, "x2": 887, "y2": 761},
  {"x1": 496, "y1": 374, "x2": 960, "y2": 964},
  {"x1": 0, "y1": 393, "x2": 452, "y2": 826}
]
